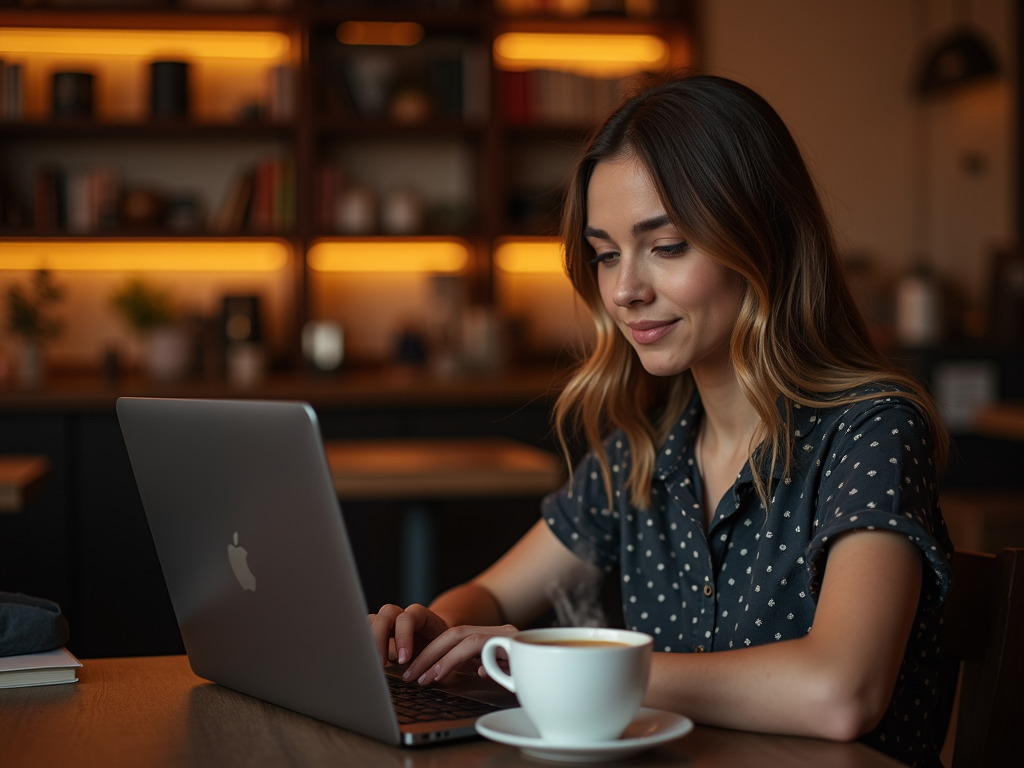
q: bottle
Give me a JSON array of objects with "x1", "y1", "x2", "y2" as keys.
[{"x1": 896, "y1": 262, "x2": 942, "y2": 347}]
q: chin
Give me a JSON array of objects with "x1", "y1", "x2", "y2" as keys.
[{"x1": 634, "y1": 352, "x2": 689, "y2": 378}]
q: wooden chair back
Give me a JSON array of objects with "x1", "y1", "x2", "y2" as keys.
[{"x1": 941, "y1": 547, "x2": 1024, "y2": 768}]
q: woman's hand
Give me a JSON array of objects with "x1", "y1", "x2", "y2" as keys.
[
  {"x1": 368, "y1": 603, "x2": 449, "y2": 667},
  {"x1": 398, "y1": 622, "x2": 520, "y2": 686},
  {"x1": 368, "y1": 603, "x2": 519, "y2": 684}
]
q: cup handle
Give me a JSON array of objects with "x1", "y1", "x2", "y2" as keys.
[{"x1": 480, "y1": 636, "x2": 515, "y2": 693}]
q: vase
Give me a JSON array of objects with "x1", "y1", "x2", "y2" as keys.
[
  {"x1": 17, "y1": 341, "x2": 44, "y2": 390},
  {"x1": 143, "y1": 326, "x2": 190, "y2": 383}
]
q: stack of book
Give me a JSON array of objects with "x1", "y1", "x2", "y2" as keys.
[
  {"x1": 502, "y1": 70, "x2": 624, "y2": 126},
  {"x1": 213, "y1": 156, "x2": 296, "y2": 235},
  {"x1": 34, "y1": 167, "x2": 121, "y2": 233}
]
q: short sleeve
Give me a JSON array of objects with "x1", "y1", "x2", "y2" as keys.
[
  {"x1": 542, "y1": 436, "x2": 624, "y2": 571},
  {"x1": 806, "y1": 398, "x2": 952, "y2": 609}
]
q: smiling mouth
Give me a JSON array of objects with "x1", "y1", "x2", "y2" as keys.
[{"x1": 626, "y1": 320, "x2": 679, "y2": 344}]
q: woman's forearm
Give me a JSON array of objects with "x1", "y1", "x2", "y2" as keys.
[
  {"x1": 428, "y1": 582, "x2": 506, "y2": 628},
  {"x1": 645, "y1": 637, "x2": 876, "y2": 741}
]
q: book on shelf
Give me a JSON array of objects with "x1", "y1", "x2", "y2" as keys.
[
  {"x1": 268, "y1": 64, "x2": 296, "y2": 123},
  {"x1": 501, "y1": 69, "x2": 625, "y2": 126},
  {"x1": 212, "y1": 169, "x2": 256, "y2": 234},
  {"x1": 0, "y1": 647, "x2": 81, "y2": 689},
  {"x1": 1, "y1": 61, "x2": 24, "y2": 122}
]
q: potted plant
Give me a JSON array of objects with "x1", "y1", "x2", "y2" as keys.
[
  {"x1": 110, "y1": 277, "x2": 187, "y2": 382},
  {"x1": 6, "y1": 269, "x2": 65, "y2": 389}
]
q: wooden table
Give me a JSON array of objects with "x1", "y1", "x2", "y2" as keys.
[
  {"x1": 974, "y1": 402, "x2": 1024, "y2": 441},
  {"x1": 0, "y1": 454, "x2": 49, "y2": 513},
  {"x1": 0, "y1": 655, "x2": 904, "y2": 768},
  {"x1": 325, "y1": 437, "x2": 563, "y2": 606},
  {"x1": 324, "y1": 437, "x2": 564, "y2": 500}
]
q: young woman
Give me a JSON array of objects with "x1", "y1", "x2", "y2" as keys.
[{"x1": 370, "y1": 74, "x2": 955, "y2": 768}]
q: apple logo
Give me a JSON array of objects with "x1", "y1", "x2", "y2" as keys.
[{"x1": 227, "y1": 531, "x2": 256, "y2": 591}]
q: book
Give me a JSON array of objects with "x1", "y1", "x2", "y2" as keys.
[{"x1": 0, "y1": 647, "x2": 81, "y2": 689}]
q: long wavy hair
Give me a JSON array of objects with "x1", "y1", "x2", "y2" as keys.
[{"x1": 554, "y1": 73, "x2": 948, "y2": 510}]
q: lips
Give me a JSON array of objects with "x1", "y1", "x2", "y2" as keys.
[{"x1": 626, "y1": 319, "x2": 679, "y2": 344}]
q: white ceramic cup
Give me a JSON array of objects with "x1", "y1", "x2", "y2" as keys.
[{"x1": 480, "y1": 627, "x2": 652, "y2": 744}]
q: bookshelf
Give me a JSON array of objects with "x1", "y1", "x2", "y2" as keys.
[{"x1": 0, "y1": 0, "x2": 695, "y2": 369}]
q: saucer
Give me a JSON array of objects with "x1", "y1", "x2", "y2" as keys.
[{"x1": 474, "y1": 707, "x2": 694, "y2": 762}]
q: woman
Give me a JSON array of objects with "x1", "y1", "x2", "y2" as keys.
[{"x1": 370, "y1": 74, "x2": 955, "y2": 767}]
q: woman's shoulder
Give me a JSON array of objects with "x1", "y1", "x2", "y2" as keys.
[{"x1": 811, "y1": 381, "x2": 929, "y2": 421}]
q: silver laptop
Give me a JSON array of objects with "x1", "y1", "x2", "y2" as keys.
[{"x1": 116, "y1": 396, "x2": 515, "y2": 745}]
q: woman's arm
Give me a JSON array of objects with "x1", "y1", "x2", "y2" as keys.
[
  {"x1": 370, "y1": 519, "x2": 591, "y2": 680},
  {"x1": 644, "y1": 528, "x2": 923, "y2": 740}
]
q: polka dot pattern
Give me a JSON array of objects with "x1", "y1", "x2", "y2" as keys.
[{"x1": 543, "y1": 385, "x2": 954, "y2": 768}]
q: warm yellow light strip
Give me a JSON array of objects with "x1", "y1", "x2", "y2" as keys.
[
  {"x1": 0, "y1": 28, "x2": 290, "y2": 59},
  {"x1": 308, "y1": 239, "x2": 469, "y2": 273},
  {"x1": 493, "y1": 32, "x2": 668, "y2": 76},
  {"x1": 493, "y1": 238, "x2": 565, "y2": 274},
  {"x1": 337, "y1": 21, "x2": 425, "y2": 47},
  {"x1": 0, "y1": 240, "x2": 290, "y2": 272}
]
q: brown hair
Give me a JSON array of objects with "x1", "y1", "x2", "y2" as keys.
[{"x1": 555, "y1": 73, "x2": 948, "y2": 510}]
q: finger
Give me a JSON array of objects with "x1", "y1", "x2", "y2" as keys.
[
  {"x1": 410, "y1": 624, "x2": 518, "y2": 685},
  {"x1": 368, "y1": 604, "x2": 405, "y2": 666},
  {"x1": 393, "y1": 604, "x2": 447, "y2": 666}
]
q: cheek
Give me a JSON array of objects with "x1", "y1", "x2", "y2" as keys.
[{"x1": 597, "y1": 268, "x2": 618, "y2": 312}]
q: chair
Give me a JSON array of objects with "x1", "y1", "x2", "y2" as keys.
[{"x1": 940, "y1": 547, "x2": 1024, "y2": 768}]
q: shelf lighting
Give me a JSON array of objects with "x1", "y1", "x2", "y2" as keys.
[
  {"x1": 0, "y1": 240, "x2": 291, "y2": 272},
  {"x1": 337, "y1": 22, "x2": 425, "y2": 47},
  {"x1": 493, "y1": 32, "x2": 668, "y2": 77},
  {"x1": 307, "y1": 238, "x2": 470, "y2": 273},
  {"x1": 493, "y1": 237, "x2": 565, "y2": 274},
  {"x1": 0, "y1": 28, "x2": 290, "y2": 60}
]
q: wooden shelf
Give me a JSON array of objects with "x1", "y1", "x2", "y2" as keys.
[
  {"x1": 0, "y1": 0, "x2": 694, "y2": 360},
  {"x1": 0, "y1": 120, "x2": 295, "y2": 139}
]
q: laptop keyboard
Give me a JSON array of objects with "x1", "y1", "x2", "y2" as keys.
[{"x1": 387, "y1": 675, "x2": 502, "y2": 724}]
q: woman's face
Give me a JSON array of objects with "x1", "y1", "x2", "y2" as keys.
[{"x1": 585, "y1": 154, "x2": 746, "y2": 379}]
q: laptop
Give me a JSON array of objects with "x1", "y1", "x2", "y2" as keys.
[{"x1": 116, "y1": 396, "x2": 516, "y2": 746}]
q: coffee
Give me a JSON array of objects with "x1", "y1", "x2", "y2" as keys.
[{"x1": 520, "y1": 639, "x2": 629, "y2": 648}]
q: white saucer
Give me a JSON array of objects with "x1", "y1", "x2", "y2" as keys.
[{"x1": 475, "y1": 707, "x2": 694, "y2": 762}]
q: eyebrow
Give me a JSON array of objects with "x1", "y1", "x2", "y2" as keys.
[{"x1": 584, "y1": 214, "x2": 675, "y2": 240}]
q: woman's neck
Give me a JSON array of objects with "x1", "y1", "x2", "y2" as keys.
[{"x1": 692, "y1": 363, "x2": 761, "y2": 455}]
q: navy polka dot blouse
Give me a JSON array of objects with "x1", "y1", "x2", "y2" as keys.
[{"x1": 543, "y1": 385, "x2": 955, "y2": 767}]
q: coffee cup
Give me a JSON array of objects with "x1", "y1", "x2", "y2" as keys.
[{"x1": 480, "y1": 627, "x2": 652, "y2": 744}]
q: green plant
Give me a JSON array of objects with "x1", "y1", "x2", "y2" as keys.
[
  {"x1": 6, "y1": 269, "x2": 65, "y2": 342},
  {"x1": 111, "y1": 278, "x2": 176, "y2": 333}
]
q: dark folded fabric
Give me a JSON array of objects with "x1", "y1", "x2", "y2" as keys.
[{"x1": 0, "y1": 592, "x2": 70, "y2": 657}]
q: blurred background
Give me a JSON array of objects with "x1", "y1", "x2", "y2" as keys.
[{"x1": 0, "y1": 0, "x2": 1021, "y2": 658}]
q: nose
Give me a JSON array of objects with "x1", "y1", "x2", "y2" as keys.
[{"x1": 612, "y1": 255, "x2": 654, "y2": 307}]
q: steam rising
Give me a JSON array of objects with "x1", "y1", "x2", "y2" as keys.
[{"x1": 547, "y1": 561, "x2": 609, "y2": 628}]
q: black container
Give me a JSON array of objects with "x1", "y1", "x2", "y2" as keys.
[
  {"x1": 51, "y1": 72, "x2": 94, "y2": 119},
  {"x1": 150, "y1": 61, "x2": 190, "y2": 119}
]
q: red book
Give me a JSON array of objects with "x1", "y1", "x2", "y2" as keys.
[{"x1": 503, "y1": 70, "x2": 531, "y2": 124}]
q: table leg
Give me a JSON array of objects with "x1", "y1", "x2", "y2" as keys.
[{"x1": 400, "y1": 503, "x2": 434, "y2": 607}]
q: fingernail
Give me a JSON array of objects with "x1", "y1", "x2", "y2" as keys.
[
  {"x1": 417, "y1": 672, "x2": 427, "y2": 684},
  {"x1": 397, "y1": 647, "x2": 409, "y2": 665},
  {"x1": 432, "y1": 664, "x2": 441, "y2": 681},
  {"x1": 402, "y1": 669, "x2": 411, "y2": 680}
]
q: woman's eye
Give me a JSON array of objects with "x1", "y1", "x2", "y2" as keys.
[
  {"x1": 654, "y1": 240, "x2": 690, "y2": 256},
  {"x1": 586, "y1": 251, "x2": 619, "y2": 265}
]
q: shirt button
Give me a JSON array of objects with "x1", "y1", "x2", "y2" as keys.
[
  {"x1": 695, "y1": 645, "x2": 705, "y2": 653},
  {"x1": 703, "y1": 585, "x2": 714, "y2": 597}
]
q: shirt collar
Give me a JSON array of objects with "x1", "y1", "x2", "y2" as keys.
[{"x1": 653, "y1": 390, "x2": 822, "y2": 484}]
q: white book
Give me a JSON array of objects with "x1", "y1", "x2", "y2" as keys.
[{"x1": 0, "y1": 647, "x2": 82, "y2": 689}]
